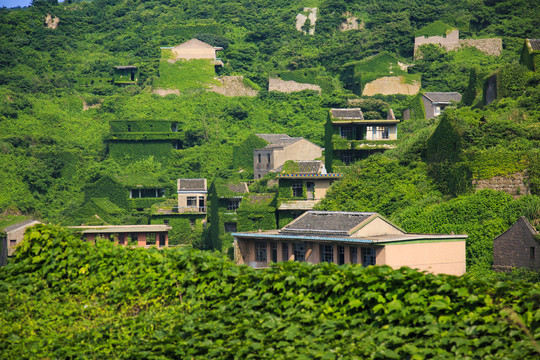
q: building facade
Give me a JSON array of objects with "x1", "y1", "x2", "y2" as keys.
[
  {"x1": 421, "y1": 92, "x2": 462, "y2": 119},
  {"x1": 177, "y1": 179, "x2": 207, "y2": 213},
  {"x1": 69, "y1": 224, "x2": 172, "y2": 248},
  {"x1": 493, "y1": 217, "x2": 540, "y2": 272}
]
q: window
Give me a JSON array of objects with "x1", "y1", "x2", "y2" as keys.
[
  {"x1": 224, "y1": 222, "x2": 237, "y2": 233},
  {"x1": 256, "y1": 242, "x2": 267, "y2": 262},
  {"x1": 227, "y1": 199, "x2": 240, "y2": 211},
  {"x1": 258, "y1": 153, "x2": 261, "y2": 163},
  {"x1": 131, "y1": 189, "x2": 165, "y2": 198},
  {"x1": 362, "y1": 248, "x2": 376, "y2": 266},
  {"x1": 531, "y1": 247, "x2": 536, "y2": 260},
  {"x1": 340, "y1": 126, "x2": 352, "y2": 139},
  {"x1": 377, "y1": 126, "x2": 389, "y2": 139},
  {"x1": 267, "y1": 154, "x2": 271, "y2": 163},
  {"x1": 9, "y1": 239, "x2": 16, "y2": 247},
  {"x1": 292, "y1": 181, "x2": 303, "y2": 197},
  {"x1": 320, "y1": 245, "x2": 334, "y2": 263},
  {"x1": 127, "y1": 124, "x2": 131, "y2": 132},
  {"x1": 129, "y1": 233, "x2": 138, "y2": 245},
  {"x1": 171, "y1": 123, "x2": 178, "y2": 132},
  {"x1": 146, "y1": 233, "x2": 156, "y2": 246},
  {"x1": 342, "y1": 152, "x2": 353, "y2": 165},
  {"x1": 272, "y1": 243, "x2": 278, "y2": 262},
  {"x1": 338, "y1": 246, "x2": 345, "y2": 265},
  {"x1": 282, "y1": 243, "x2": 289, "y2": 261},
  {"x1": 434, "y1": 106, "x2": 441, "y2": 116},
  {"x1": 294, "y1": 243, "x2": 305, "y2": 262},
  {"x1": 350, "y1": 247, "x2": 357, "y2": 264},
  {"x1": 163, "y1": 219, "x2": 169, "y2": 225},
  {"x1": 189, "y1": 219, "x2": 195, "y2": 229},
  {"x1": 187, "y1": 196, "x2": 197, "y2": 207}
]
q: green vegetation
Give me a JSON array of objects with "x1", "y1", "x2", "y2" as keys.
[
  {"x1": 1, "y1": 225, "x2": 539, "y2": 358},
  {"x1": 154, "y1": 59, "x2": 220, "y2": 92},
  {"x1": 415, "y1": 20, "x2": 456, "y2": 37}
]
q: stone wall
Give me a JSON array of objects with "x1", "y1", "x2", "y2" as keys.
[
  {"x1": 473, "y1": 172, "x2": 530, "y2": 198},
  {"x1": 459, "y1": 38, "x2": 502, "y2": 56},
  {"x1": 209, "y1": 76, "x2": 258, "y2": 97},
  {"x1": 296, "y1": 7, "x2": 317, "y2": 35},
  {"x1": 362, "y1": 76, "x2": 420, "y2": 96},
  {"x1": 268, "y1": 77, "x2": 322, "y2": 93},
  {"x1": 340, "y1": 12, "x2": 362, "y2": 31},
  {"x1": 493, "y1": 217, "x2": 540, "y2": 271}
]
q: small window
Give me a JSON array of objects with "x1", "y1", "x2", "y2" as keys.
[
  {"x1": 9, "y1": 239, "x2": 17, "y2": 247},
  {"x1": 129, "y1": 233, "x2": 138, "y2": 245},
  {"x1": 434, "y1": 106, "x2": 441, "y2": 116},
  {"x1": 338, "y1": 246, "x2": 345, "y2": 265},
  {"x1": 342, "y1": 152, "x2": 353, "y2": 165},
  {"x1": 320, "y1": 245, "x2": 334, "y2": 263},
  {"x1": 282, "y1": 243, "x2": 289, "y2": 261},
  {"x1": 171, "y1": 123, "x2": 178, "y2": 132},
  {"x1": 227, "y1": 199, "x2": 240, "y2": 211},
  {"x1": 224, "y1": 222, "x2": 237, "y2": 233},
  {"x1": 531, "y1": 247, "x2": 536, "y2": 260},
  {"x1": 267, "y1": 154, "x2": 270, "y2": 163},
  {"x1": 292, "y1": 181, "x2": 303, "y2": 197},
  {"x1": 130, "y1": 189, "x2": 140, "y2": 198},
  {"x1": 256, "y1": 242, "x2": 267, "y2": 262},
  {"x1": 163, "y1": 219, "x2": 169, "y2": 225},
  {"x1": 340, "y1": 126, "x2": 352, "y2": 139},
  {"x1": 258, "y1": 153, "x2": 261, "y2": 163},
  {"x1": 127, "y1": 124, "x2": 132, "y2": 132},
  {"x1": 187, "y1": 196, "x2": 197, "y2": 207},
  {"x1": 294, "y1": 243, "x2": 305, "y2": 262},
  {"x1": 362, "y1": 248, "x2": 376, "y2": 266},
  {"x1": 189, "y1": 218, "x2": 196, "y2": 230},
  {"x1": 272, "y1": 243, "x2": 278, "y2": 262},
  {"x1": 350, "y1": 247, "x2": 357, "y2": 264},
  {"x1": 146, "y1": 233, "x2": 156, "y2": 246}
]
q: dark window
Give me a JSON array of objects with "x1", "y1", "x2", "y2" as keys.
[
  {"x1": 350, "y1": 247, "x2": 357, "y2": 264},
  {"x1": 258, "y1": 153, "x2": 261, "y2": 163},
  {"x1": 129, "y1": 233, "x2": 138, "y2": 245},
  {"x1": 267, "y1": 154, "x2": 271, "y2": 163},
  {"x1": 256, "y1": 242, "x2": 267, "y2": 262},
  {"x1": 130, "y1": 189, "x2": 140, "y2": 198},
  {"x1": 159, "y1": 233, "x2": 166, "y2": 247},
  {"x1": 187, "y1": 196, "x2": 197, "y2": 207},
  {"x1": 141, "y1": 189, "x2": 156, "y2": 198},
  {"x1": 362, "y1": 248, "x2": 376, "y2": 266},
  {"x1": 340, "y1": 126, "x2": 352, "y2": 139},
  {"x1": 132, "y1": 189, "x2": 165, "y2": 198},
  {"x1": 282, "y1": 243, "x2": 289, "y2": 261},
  {"x1": 294, "y1": 243, "x2": 305, "y2": 262},
  {"x1": 171, "y1": 123, "x2": 178, "y2": 132},
  {"x1": 199, "y1": 196, "x2": 206, "y2": 212},
  {"x1": 338, "y1": 246, "x2": 345, "y2": 265},
  {"x1": 163, "y1": 219, "x2": 169, "y2": 225},
  {"x1": 227, "y1": 199, "x2": 240, "y2": 211},
  {"x1": 9, "y1": 239, "x2": 17, "y2": 247},
  {"x1": 342, "y1": 152, "x2": 353, "y2": 165},
  {"x1": 189, "y1": 219, "x2": 195, "y2": 229},
  {"x1": 272, "y1": 243, "x2": 278, "y2": 262},
  {"x1": 118, "y1": 234, "x2": 125, "y2": 245},
  {"x1": 127, "y1": 124, "x2": 131, "y2": 132},
  {"x1": 146, "y1": 233, "x2": 156, "y2": 246},
  {"x1": 320, "y1": 245, "x2": 334, "y2": 263},
  {"x1": 224, "y1": 222, "x2": 237, "y2": 233},
  {"x1": 292, "y1": 181, "x2": 303, "y2": 197},
  {"x1": 531, "y1": 247, "x2": 536, "y2": 260}
]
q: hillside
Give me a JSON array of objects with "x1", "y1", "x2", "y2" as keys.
[{"x1": 0, "y1": 0, "x2": 540, "y2": 278}]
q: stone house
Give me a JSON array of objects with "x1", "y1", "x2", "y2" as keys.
[
  {"x1": 253, "y1": 134, "x2": 322, "y2": 180},
  {"x1": 70, "y1": 224, "x2": 171, "y2": 248},
  {"x1": 233, "y1": 211, "x2": 467, "y2": 275},
  {"x1": 2, "y1": 219, "x2": 42, "y2": 258},
  {"x1": 328, "y1": 108, "x2": 398, "y2": 165},
  {"x1": 177, "y1": 179, "x2": 207, "y2": 214},
  {"x1": 493, "y1": 217, "x2": 539, "y2": 272},
  {"x1": 170, "y1": 38, "x2": 223, "y2": 65},
  {"x1": 421, "y1": 92, "x2": 462, "y2": 119}
]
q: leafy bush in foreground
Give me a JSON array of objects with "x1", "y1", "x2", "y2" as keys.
[{"x1": 0, "y1": 224, "x2": 539, "y2": 359}]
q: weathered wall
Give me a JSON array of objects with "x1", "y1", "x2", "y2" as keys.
[
  {"x1": 362, "y1": 76, "x2": 420, "y2": 96},
  {"x1": 493, "y1": 218, "x2": 540, "y2": 271},
  {"x1": 209, "y1": 76, "x2": 258, "y2": 97},
  {"x1": 268, "y1": 77, "x2": 322, "y2": 93},
  {"x1": 473, "y1": 172, "x2": 530, "y2": 198},
  {"x1": 459, "y1": 38, "x2": 502, "y2": 56},
  {"x1": 340, "y1": 12, "x2": 362, "y2": 31},
  {"x1": 414, "y1": 29, "x2": 502, "y2": 58},
  {"x1": 296, "y1": 7, "x2": 317, "y2": 35}
]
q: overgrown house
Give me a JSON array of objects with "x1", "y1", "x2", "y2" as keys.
[
  {"x1": 234, "y1": 211, "x2": 467, "y2": 276},
  {"x1": 493, "y1": 217, "x2": 539, "y2": 272},
  {"x1": 253, "y1": 134, "x2": 322, "y2": 179},
  {"x1": 325, "y1": 108, "x2": 398, "y2": 167},
  {"x1": 421, "y1": 92, "x2": 462, "y2": 119}
]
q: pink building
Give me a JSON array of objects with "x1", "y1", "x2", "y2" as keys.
[
  {"x1": 233, "y1": 211, "x2": 466, "y2": 276},
  {"x1": 69, "y1": 224, "x2": 172, "y2": 248}
]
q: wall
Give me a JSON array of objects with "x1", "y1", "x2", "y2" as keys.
[
  {"x1": 421, "y1": 94, "x2": 437, "y2": 119},
  {"x1": 473, "y1": 172, "x2": 530, "y2": 198},
  {"x1": 352, "y1": 217, "x2": 403, "y2": 237},
  {"x1": 493, "y1": 219, "x2": 540, "y2": 271},
  {"x1": 459, "y1": 38, "x2": 502, "y2": 56},
  {"x1": 268, "y1": 77, "x2": 322, "y2": 93},
  {"x1": 414, "y1": 30, "x2": 460, "y2": 58},
  {"x1": 362, "y1": 76, "x2": 420, "y2": 96},
  {"x1": 380, "y1": 241, "x2": 466, "y2": 275},
  {"x1": 178, "y1": 192, "x2": 207, "y2": 211},
  {"x1": 6, "y1": 221, "x2": 41, "y2": 256},
  {"x1": 172, "y1": 45, "x2": 216, "y2": 60},
  {"x1": 273, "y1": 140, "x2": 323, "y2": 173},
  {"x1": 209, "y1": 76, "x2": 259, "y2": 97}
]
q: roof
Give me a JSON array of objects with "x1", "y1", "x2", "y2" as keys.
[
  {"x1": 69, "y1": 224, "x2": 171, "y2": 234},
  {"x1": 255, "y1": 134, "x2": 305, "y2": 150},
  {"x1": 423, "y1": 92, "x2": 462, "y2": 103},
  {"x1": 227, "y1": 182, "x2": 249, "y2": 194},
  {"x1": 281, "y1": 211, "x2": 375, "y2": 236},
  {"x1": 528, "y1": 39, "x2": 540, "y2": 51},
  {"x1": 276, "y1": 173, "x2": 342, "y2": 179},
  {"x1": 331, "y1": 108, "x2": 364, "y2": 120},
  {"x1": 278, "y1": 200, "x2": 319, "y2": 211},
  {"x1": 114, "y1": 66, "x2": 138, "y2": 70},
  {"x1": 274, "y1": 160, "x2": 324, "y2": 174},
  {"x1": 177, "y1": 178, "x2": 207, "y2": 192},
  {"x1": 494, "y1": 216, "x2": 538, "y2": 242},
  {"x1": 3, "y1": 219, "x2": 41, "y2": 233},
  {"x1": 173, "y1": 38, "x2": 223, "y2": 51}
]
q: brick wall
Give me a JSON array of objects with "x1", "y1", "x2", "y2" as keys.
[
  {"x1": 268, "y1": 78, "x2": 322, "y2": 93},
  {"x1": 473, "y1": 172, "x2": 530, "y2": 198},
  {"x1": 459, "y1": 38, "x2": 502, "y2": 56},
  {"x1": 493, "y1": 217, "x2": 540, "y2": 271}
]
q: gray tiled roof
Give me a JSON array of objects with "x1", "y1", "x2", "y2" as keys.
[
  {"x1": 330, "y1": 108, "x2": 364, "y2": 120},
  {"x1": 280, "y1": 211, "x2": 375, "y2": 236},
  {"x1": 423, "y1": 92, "x2": 462, "y2": 103},
  {"x1": 256, "y1": 134, "x2": 292, "y2": 144},
  {"x1": 177, "y1": 178, "x2": 207, "y2": 191},
  {"x1": 227, "y1": 182, "x2": 249, "y2": 194},
  {"x1": 529, "y1": 39, "x2": 540, "y2": 51},
  {"x1": 114, "y1": 66, "x2": 138, "y2": 69},
  {"x1": 274, "y1": 160, "x2": 323, "y2": 174},
  {"x1": 3, "y1": 219, "x2": 40, "y2": 233}
]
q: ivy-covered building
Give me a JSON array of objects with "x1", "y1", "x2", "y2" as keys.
[
  {"x1": 107, "y1": 119, "x2": 183, "y2": 160},
  {"x1": 113, "y1": 66, "x2": 138, "y2": 86},
  {"x1": 421, "y1": 92, "x2": 462, "y2": 119},
  {"x1": 325, "y1": 108, "x2": 398, "y2": 168},
  {"x1": 520, "y1": 39, "x2": 540, "y2": 72}
]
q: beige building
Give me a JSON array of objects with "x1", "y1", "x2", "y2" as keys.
[
  {"x1": 3, "y1": 219, "x2": 42, "y2": 257},
  {"x1": 171, "y1": 38, "x2": 223, "y2": 64},
  {"x1": 233, "y1": 211, "x2": 466, "y2": 276},
  {"x1": 254, "y1": 134, "x2": 322, "y2": 180},
  {"x1": 177, "y1": 179, "x2": 207, "y2": 213},
  {"x1": 70, "y1": 224, "x2": 171, "y2": 248}
]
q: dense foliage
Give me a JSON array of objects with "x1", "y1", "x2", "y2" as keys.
[{"x1": 1, "y1": 225, "x2": 539, "y2": 358}]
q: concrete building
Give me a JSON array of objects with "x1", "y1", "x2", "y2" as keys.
[
  {"x1": 177, "y1": 178, "x2": 207, "y2": 213},
  {"x1": 234, "y1": 211, "x2": 467, "y2": 276},
  {"x1": 493, "y1": 217, "x2": 539, "y2": 272},
  {"x1": 170, "y1": 38, "x2": 223, "y2": 65},
  {"x1": 2, "y1": 219, "x2": 42, "y2": 258},
  {"x1": 69, "y1": 224, "x2": 172, "y2": 248},
  {"x1": 421, "y1": 92, "x2": 462, "y2": 119},
  {"x1": 253, "y1": 134, "x2": 322, "y2": 180}
]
